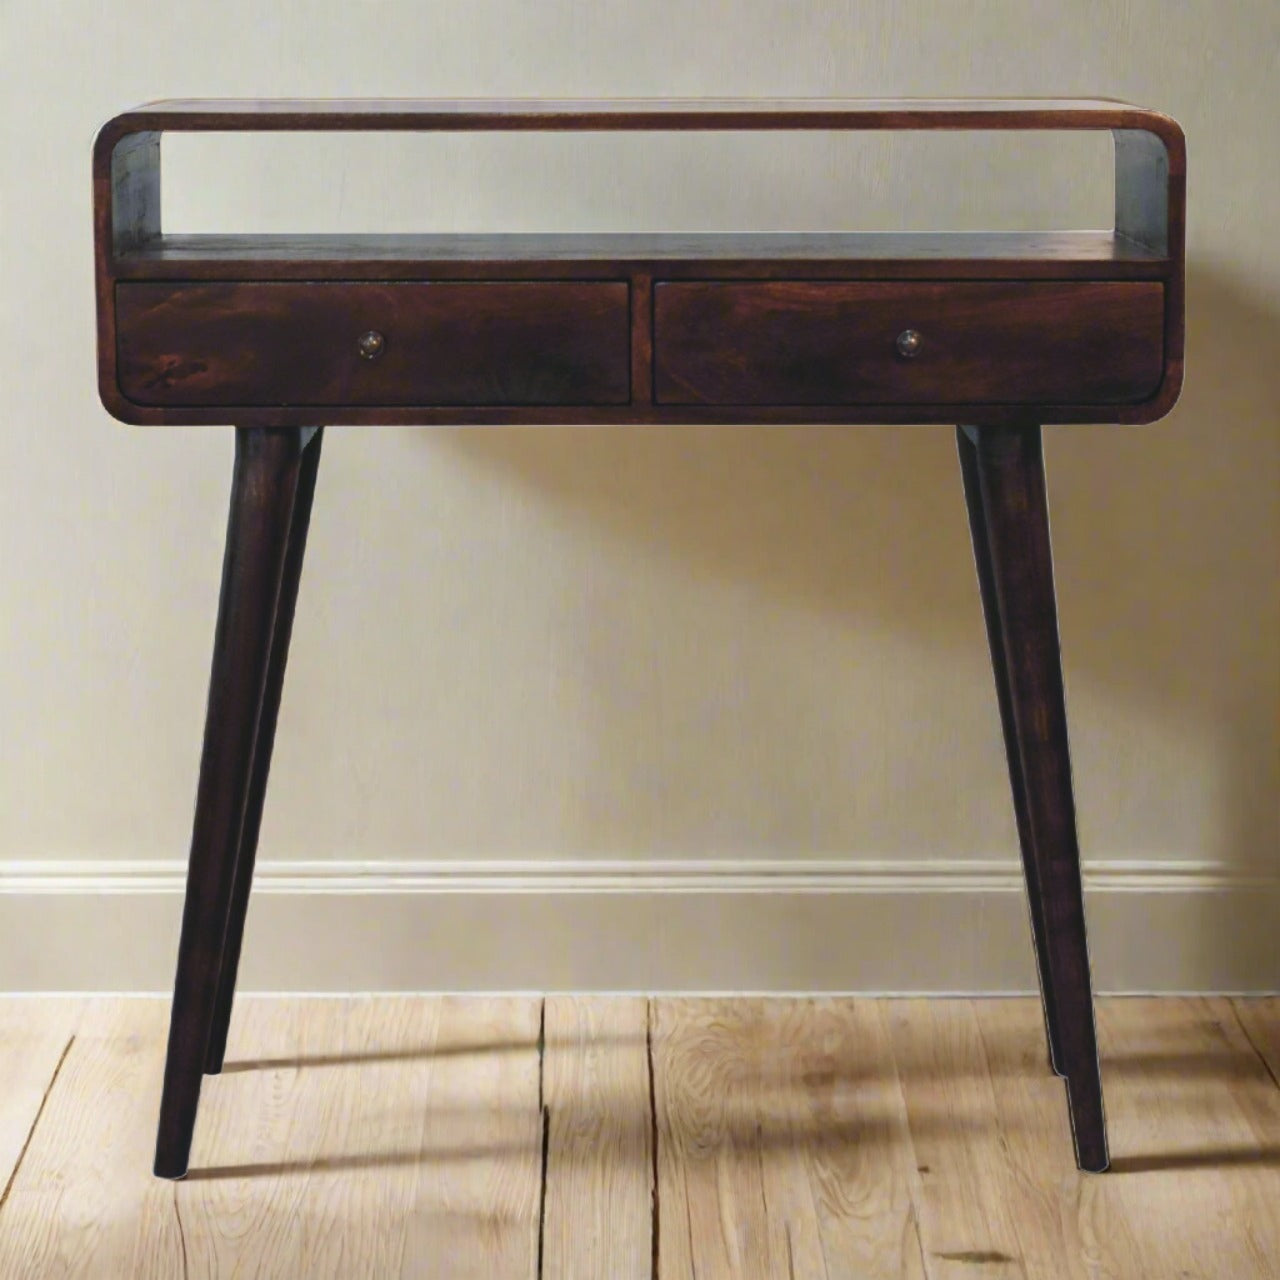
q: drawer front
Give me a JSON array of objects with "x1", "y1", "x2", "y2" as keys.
[
  {"x1": 116, "y1": 281, "x2": 631, "y2": 407},
  {"x1": 653, "y1": 281, "x2": 1164, "y2": 406}
]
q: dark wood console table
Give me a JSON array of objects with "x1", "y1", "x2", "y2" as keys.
[{"x1": 93, "y1": 98, "x2": 1186, "y2": 1180}]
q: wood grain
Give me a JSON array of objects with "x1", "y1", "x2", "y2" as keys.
[
  {"x1": 94, "y1": 97, "x2": 1185, "y2": 429},
  {"x1": 947, "y1": 998, "x2": 1280, "y2": 1279},
  {"x1": 0, "y1": 999, "x2": 82, "y2": 1195},
  {"x1": 0, "y1": 999, "x2": 187, "y2": 1279},
  {"x1": 1233, "y1": 998, "x2": 1280, "y2": 1084},
  {"x1": 154, "y1": 427, "x2": 306, "y2": 1180},
  {"x1": 973, "y1": 998, "x2": 1134, "y2": 1279},
  {"x1": 967, "y1": 424, "x2": 1107, "y2": 1172},
  {"x1": 653, "y1": 997, "x2": 926, "y2": 1279},
  {"x1": 884, "y1": 999, "x2": 1027, "y2": 1279},
  {"x1": 114, "y1": 230, "x2": 1167, "y2": 275},
  {"x1": 204, "y1": 427, "x2": 325, "y2": 1076},
  {"x1": 6, "y1": 997, "x2": 1276, "y2": 1277},
  {"x1": 186, "y1": 996, "x2": 542, "y2": 1279},
  {"x1": 116, "y1": 282, "x2": 632, "y2": 409},
  {"x1": 93, "y1": 97, "x2": 1186, "y2": 138},
  {"x1": 0, "y1": 997, "x2": 542, "y2": 1280},
  {"x1": 541, "y1": 997, "x2": 652, "y2": 1279},
  {"x1": 958, "y1": 428, "x2": 1063, "y2": 1078},
  {"x1": 1090, "y1": 998, "x2": 1280, "y2": 1277},
  {"x1": 654, "y1": 280, "x2": 1164, "y2": 407}
]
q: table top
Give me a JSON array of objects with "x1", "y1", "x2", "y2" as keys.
[{"x1": 97, "y1": 97, "x2": 1184, "y2": 144}]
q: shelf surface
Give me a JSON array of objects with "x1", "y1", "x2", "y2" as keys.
[{"x1": 114, "y1": 231, "x2": 1168, "y2": 281}]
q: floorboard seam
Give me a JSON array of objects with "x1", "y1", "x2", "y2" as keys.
[
  {"x1": 173, "y1": 1183, "x2": 190, "y2": 1280},
  {"x1": 883, "y1": 1006, "x2": 935, "y2": 1280},
  {"x1": 1230, "y1": 1000, "x2": 1280, "y2": 1093},
  {"x1": 0, "y1": 1033, "x2": 74, "y2": 1218},
  {"x1": 647, "y1": 998, "x2": 660, "y2": 1280},
  {"x1": 971, "y1": 1000, "x2": 1033, "y2": 1273},
  {"x1": 536, "y1": 997, "x2": 548, "y2": 1280},
  {"x1": 907, "y1": 1198, "x2": 931, "y2": 1280}
]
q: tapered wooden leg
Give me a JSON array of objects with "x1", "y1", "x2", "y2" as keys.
[
  {"x1": 204, "y1": 427, "x2": 324, "y2": 1076},
  {"x1": 154, "y1": 428, "x2": 306, "y2": 1180},
  {"x1": 962, "y1": 423, "x2": 1108, "y2": 1173},
  {"x1": 957, "y1": 427, "x2": 1066, "y2": 1078}
]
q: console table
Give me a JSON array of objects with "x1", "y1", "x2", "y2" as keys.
[{"x1": 92, "y1": 98, "x2": 1186, "y2": 1181}]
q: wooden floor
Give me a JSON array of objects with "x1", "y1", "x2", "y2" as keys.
[{"x1": 1, "y1": 998, "x2": 1278, "y2": 1278}]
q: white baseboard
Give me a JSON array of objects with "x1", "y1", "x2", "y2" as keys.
[{"x1": 2, "y1": 857, "x2": 1276, "y2": 992}]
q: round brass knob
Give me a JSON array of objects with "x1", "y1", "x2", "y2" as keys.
[
  {"x1": 357, "y1": 330, "x2": 385, "y2": 360},
  {"x1": 895, "y1": 328, "x2": 923, "y2": 358}
]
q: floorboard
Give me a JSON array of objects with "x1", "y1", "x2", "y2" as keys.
[
  {"x1": 0, "y1": 996, "x2": 543, "y2": 1280},
  {"x1": 0, "y1": 999, "x2": 186, "y2": 1279},
  {"x1": 1233, "y1": 997, "x2": 1280, "y2": 1086},
  {"x1": 1092, "y1": 997, "x2": 1280, "y2": 1277},
  {"x1": 885, "y1": 999, "x2": 1026, "y2": 1279},
  {"x1": 0, "y1": 995, "x2": 1275, "y2": 1278},
  {"x1": 541, "y1": 996, "x2": 652, "y2": 1279},
  {"x1": 974, "y1": 997, "x2": 1136, "y2": 1279},
  {"x1": 0, "y1": 998, "x2": 82, "y2": 1197},
  {"x1": 187, "y1": 996, "x2": 542, "y2": 1279},
  {"x1": 653, "y1": 997, "x2": 925, "y2": 1280}
]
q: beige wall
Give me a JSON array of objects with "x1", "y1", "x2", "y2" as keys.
[{"x1": 1, "y1": 1, "x2": 1276, "y2": 990}]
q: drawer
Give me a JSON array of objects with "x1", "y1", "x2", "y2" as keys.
[
  {"x1": 116, "y1": 281, "x2": 631, "y2": 407},
  {"x1": 653, "y1": 281, "x2": 1164, "y2": 406}
]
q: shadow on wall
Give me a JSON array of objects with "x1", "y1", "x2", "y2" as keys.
[
  {"x1": 1048, "y1": 265, "x2": 1279, "y2": 878},
  {"x1": 407, "y1": 262, "x2": 1276, "y2": 892}
]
